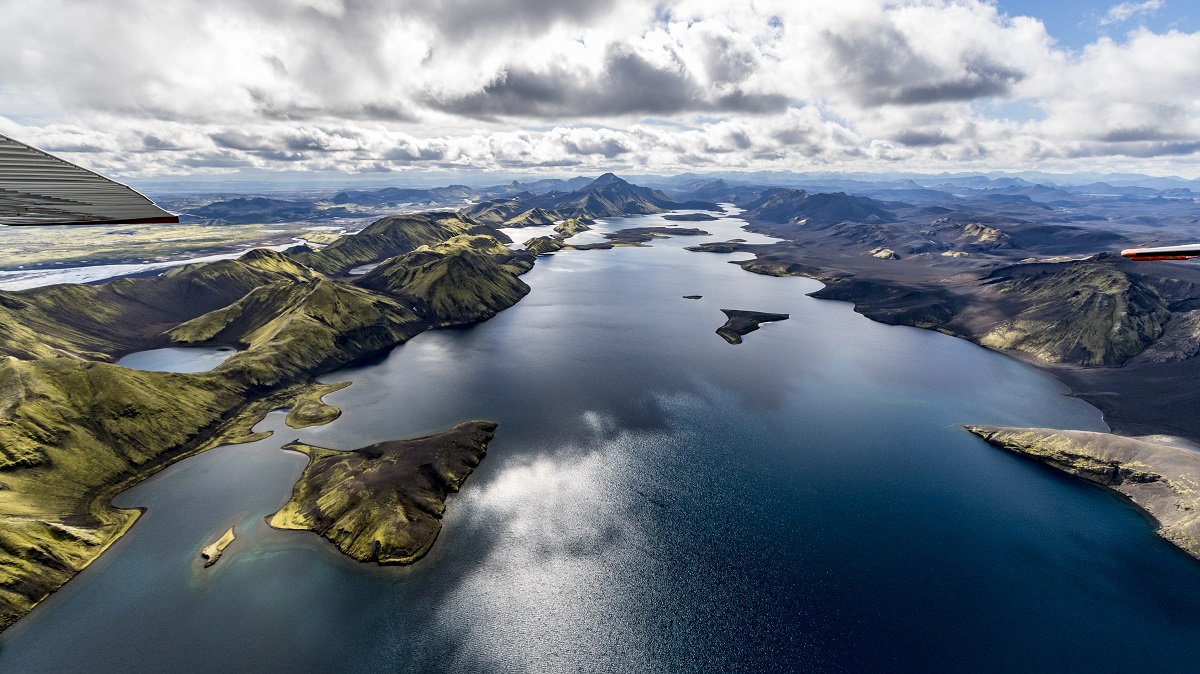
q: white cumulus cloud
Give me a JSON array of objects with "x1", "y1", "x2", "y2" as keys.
[{"x1": 0, "y1": 0, "x2": 1197, "y2": 177}]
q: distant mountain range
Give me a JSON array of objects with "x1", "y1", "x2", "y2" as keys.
[
  {"x1": 738, "y1": 188, "x2": 896, "y2": 227},
  {"x1": 180, "y1": 173, "x2": 720, "y2": 226},
  {"x1": 173, "y1": 170, "x2": 1198, "y2": 234}
]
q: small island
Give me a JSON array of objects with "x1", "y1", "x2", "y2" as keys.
[
  {"x1": 663, "y1": 213, "x2": 719, "y2": 222},
  {"x1": 200, "y1": 528, "x2": 236, "y2": 568},
  {"x1": 684, "y1": 241, "x2": 745, "y2": 253},
  {"x1": 268, "y1": 420, "x2": 497, "y2": 565},
  {"x1": 966, "y1": 426, "x2": 1200, "y2": 560},
  {"x1": 716, "y1": 309, "x2": 790, "y2": 344}
]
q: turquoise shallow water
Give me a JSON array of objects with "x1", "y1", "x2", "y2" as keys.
[{"x1": 3, "y1": 211, "x2": 1200, "y2": 672}]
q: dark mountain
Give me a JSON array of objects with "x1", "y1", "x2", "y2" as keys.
[
  {"x1": 740, "y1": 189, "x2": 896, "y2": 227},
  {"x1": 186, "y1": 197, "x2": 351, "y2": 224},
  {"x1": 463, "y1": 173, "x2": 719, "y2": 225},
  {"x1": 662, "y1": 178, "x2": 766, "y2": 204},
  {"x1": 330, "y1": 185, "x2": 477, "y2": 207},
  {"x1": 495, "y1": 176, "x2": 595, "y2": 195}
]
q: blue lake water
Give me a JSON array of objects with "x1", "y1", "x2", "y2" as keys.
[
  {"x1": 4, "y1": 210, "x2": 1200, "y2": 672},
  {"x1": 116, "y1": 345, "x2": 238, "y2": 373}
]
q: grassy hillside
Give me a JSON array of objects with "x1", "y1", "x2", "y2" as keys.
[
  {"x1": 0, "y1": 249, "x2": 315, "y2": 361},
  {"x1": 978, "y1": 261, "x2": 1169, "y2": 366},
  {"x1": 0, "y1": 216, "x2": 536, "y2": 631},
  {"x1": 293, "y1": 212, "x2": 508, "y2": 275},
  {"x1": 356, "y1": 235, "x2": 533, "y2": 326},
  {"x1": 0, "y1": 358, "x2": 245, "y2": 629}
]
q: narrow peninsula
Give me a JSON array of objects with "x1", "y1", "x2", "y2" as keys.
[
  {"x1": 966, "y1": 426, "x2": 1200, "y2": 560},
  {"x1": 268, "y1": 421, "x2": 497, "y2": 565}
]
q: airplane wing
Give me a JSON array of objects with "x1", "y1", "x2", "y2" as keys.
[
  {"x1": 0, "y1": 133, "x2": 178, "y2": 226},
  {"x1": 1121, "y1": 244, "x2": 1200, "y2": 261}
]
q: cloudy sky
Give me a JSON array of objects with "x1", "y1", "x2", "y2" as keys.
[{"x1": 0, "y1": 0, "x2": 1197, "y2": 179}]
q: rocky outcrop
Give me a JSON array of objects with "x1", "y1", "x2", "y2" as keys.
[
  {"x1": 740, "y1": 188, "x2": 895, "y2": 227},
  {"x1": 200, "y1": 528, "x2": 236, "y2": 567},
  {"x1": 1130, "y1": 310, "x2": 1200, "y2": 364},
  {"x1": 463, "y1": 173, "x2": 717, "y2": 224},
  {"x1": 503, "y1": 208, "x2": 556, "y2": 227},
  {"x1": 293, "y1": 212, "x2": 506, "y2": 276}
]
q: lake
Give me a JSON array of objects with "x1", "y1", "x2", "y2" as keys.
[
  {"x1": 3, "y1": 210, "x2": 1200, "y2": 672},
  {"x1": 116, "y1": 345, "x2": 238, "y2": 373}
]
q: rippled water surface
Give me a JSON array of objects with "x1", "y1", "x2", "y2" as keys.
[{"x1": 4, "y1": 210, "x2": 1200, "y2": 672}]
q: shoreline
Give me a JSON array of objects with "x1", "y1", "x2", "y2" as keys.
[
  {"x1": 966, "y1": 426, "x2": 1200, "y2": 563},
  {"x1": 721, "y1": 215, "x2": 1200, "y2": 446},
  {"x1": 3, "y1": 379, "x2": 338, "y2": 630}
]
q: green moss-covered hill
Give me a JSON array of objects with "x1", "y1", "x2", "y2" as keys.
[
  {"x1": 0, "y1": 249, "x2": 315, "y2": 361},
  {"x1": 269, "y1": 420, "x2": 496, "y2": 565},
  {"x1": 976, "y1": 260, "x2": 1170, "y2": 366},
  {"x1": 0, "y1": 357, "x2": 243, "y2": 627},
  {"x1": 355, "y1": 235, "x2": 533, "y2": 326},
  {"x1": 0, "y1": 212, "x2": 534, "y2": 631},
  {"x1": 293, "y1": 212, "x2": 510, "y2": 276}
]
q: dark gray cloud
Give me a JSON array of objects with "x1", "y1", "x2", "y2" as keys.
[
  {"x1": 141, "y1": 134, "x2": 185, "y2": 151},
  {"x1": 1099, "y1": 126, "x2": 1192, "y2": 142},
  {"x1": 560, "y1": 135, "x2": 630, "y2": 157},
  {"x1": 429, "y1": 46, "x2": 790, "y2": 119},
  {"x1": 391, "y1": 0, "x2": 619, "y2": 39},
  {"x1": 1120, "y1": 141, "x2": 1200, "y2": 157},
  {"x1": 891, "y1": 130, "x2": 953, "y2": 147},
  {"x1": 700, "y1": 33, "x2": 759, "y2": 85},
  {"x1": 727, "y1": 129, "x2": 752, "y2": 150},
  {"x1": 887, "y1": 60, "x2": 1023, "y2": 105},
  {"x1": 1065, "y1": 140, "x2": 1200, "y2": 158},
  {"x1": 822, "y1": 25, "x2": 1024, "y2": 106},
  {"x1": 246, "y1": 88, "x2": 416, "y2": 123}
]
